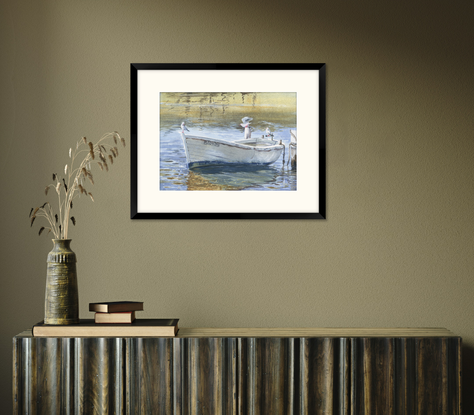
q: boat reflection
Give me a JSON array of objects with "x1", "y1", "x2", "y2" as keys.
[{"x1": 186, "y1": 164, "x2": 282, "y2": 191}]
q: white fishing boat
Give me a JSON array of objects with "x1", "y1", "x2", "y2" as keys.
[
  {"x1": 180, "y1": 120, "x2": 284, "y2": 168},
  {"x1": 289, "y1": 129, "x2": 297, "y2": 169}
]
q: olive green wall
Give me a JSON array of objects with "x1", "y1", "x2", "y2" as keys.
[{"x1": 1, "y1": 0, "x2": 473, "y2": 412}]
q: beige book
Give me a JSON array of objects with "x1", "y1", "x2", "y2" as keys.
[
  {"x1": 33, "y1": 319, "x2": 179, "y2": 337},
  {"x1": 95, "y1": 311, "x2": 135, "y2": 324}
]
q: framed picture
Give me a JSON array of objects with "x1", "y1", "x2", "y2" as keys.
[{"x1": 131, "y1": 63, "x2": 326, "y2": 219}]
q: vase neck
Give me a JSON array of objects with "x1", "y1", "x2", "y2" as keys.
[{"x1": 48, "y1": 239, "x2": 75, "y2": 263}]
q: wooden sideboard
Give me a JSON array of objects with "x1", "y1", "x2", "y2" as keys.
[{"x1": 13, "y1": 328, "x2": 461, "y2": 414}]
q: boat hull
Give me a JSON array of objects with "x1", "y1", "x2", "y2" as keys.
[{"x1": 181, "y1": 133, "x2": 284, "y2": 168}]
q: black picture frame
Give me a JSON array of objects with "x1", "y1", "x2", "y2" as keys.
[{"x1": 131, "y1": 63, "x2": 326, "y2": 219}]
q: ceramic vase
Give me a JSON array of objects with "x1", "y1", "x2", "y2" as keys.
[{"x1": 44, "y1": 239, "x2": 79, "y2": 325}]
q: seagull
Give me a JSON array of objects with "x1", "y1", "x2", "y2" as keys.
[
  {"x1": 240, "y1": 117, "x2": 253, "y2": 139},
  {"x1": 181, "y1": 122, "x2": 189, "y2": 132}
]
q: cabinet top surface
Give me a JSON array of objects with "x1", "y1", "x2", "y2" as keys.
[{"x1": 15, "y1": 327, "x2": 459, "y2": 338}]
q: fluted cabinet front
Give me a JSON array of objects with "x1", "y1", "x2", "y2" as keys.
[
  {"x1": 350, "y1": 338, "x2": 461, "y2": 415},
  {"x1": 13, "y1": 335, "x2": 461, "y2": 414},
  {"x1": 13, "y1": 337, "x2": 125, "y2": 415},
  {"x1": 126, "y1": 337, "x2": 238, "y2": 414}
]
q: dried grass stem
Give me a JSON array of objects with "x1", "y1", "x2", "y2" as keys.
[{"x1": 31, "y1": 132, "x2": 125, "y2": 238}]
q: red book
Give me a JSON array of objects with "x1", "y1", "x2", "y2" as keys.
[{"x1": 89, "y1": 301, "x2": 143, "y2": 313}]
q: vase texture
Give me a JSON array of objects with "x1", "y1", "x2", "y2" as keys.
[{"x1": 44, "y1": 239, "x2": 79, "y2": 325}]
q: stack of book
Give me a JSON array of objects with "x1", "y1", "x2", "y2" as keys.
[
  {"x1": 33, "y1": 302, "x2": 179, "y2": 337},
  {"x1": 89, "y1": 301, "x2": 144, "y2": 324}
]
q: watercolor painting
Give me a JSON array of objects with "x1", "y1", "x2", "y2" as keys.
[{"x1": 159, "y1": 92, "x2": 297, "y2": 191}]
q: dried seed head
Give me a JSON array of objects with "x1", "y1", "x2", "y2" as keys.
[
  {"x1": 62, "y1": 178, "x2": 68, "y2": 192},
  {"x1": 29, "y1": 208, "x2": 34, "y2": 218},
  {"x1": 98, "y1": 162, "x2": 104, "y2": 171},
  {"x1": 69, "y1": 148, "x2": 72, "y2": 158},
  {"x1": 78, "y1": 184, "x2": 84, "y2": 194},
  {"x1": 55, "y1": 214, "x2": 58, "y2": 223},
  {"x1": 70, "y1": 201, "x2": 73, "y2": 209},
  {"x1": 101, "y1": 145, "x2": 107, "y2": 153},
  {"x1": 56, "y1": 182, "x2": 61, "y2": 193},
  {"x1": 108, "y1": 155, "x2": 114, "y2": 164},
  {"x1": 64, "y1": 164, "x2": 68, "y2": 174},
  {"x1": 53, "y1": 173, "x2": 57, "y2": 181},
  {"x1": 82, "y1": 167, "x2": 88, "y2": 177},
  {"x1": 82, "y1": 137, "x2": 87, "y2": 144},
  {"x1": 70, "y1": 217, "x2": 76, "y2": 226},
  {"x1": 47, "y1": 228, "x2": 51, "y2": 235},
  {"x1": 113, "y1": 133, "x2": 118, "y2": 144},
  {"x1": 88, "y1": 142, "x2": 93, "y2": 151},
  {"x1": 39, "y1": 227, "x2": 45, "y2": 236},
  {"x1": 41, "y1": 202, "x2": 48, "y2": 209},
  {"x1": 89, "y1": 149, "x2": 95, "y2": 160},
  {"x1": 33, "y1": 207, "x2": 39, "y2": 217},
  {"x1": 45, "y1": 186, "x2": 49, "y2": 196},
  {"x1": 88, "y1": 175, "x2": 94, "y2": 185},
  {"x1": 30, "y1": 216, "x2": 36, "y2": 227},
  {"x1": 114, "y1": 146, "x2": 119, "y2": 156},
  {"x1": 89, "y1": 193, "x2": 94, "y2": 202},
  {"x1": 121, "y1": 137, "x2": 126, "y2": 147},
  {"x1": 99, "y1": 152, "x2": 106, "y2": 163},
  {"x1": 104, "y1": 161, "x2": 109, "y2": 172}
]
